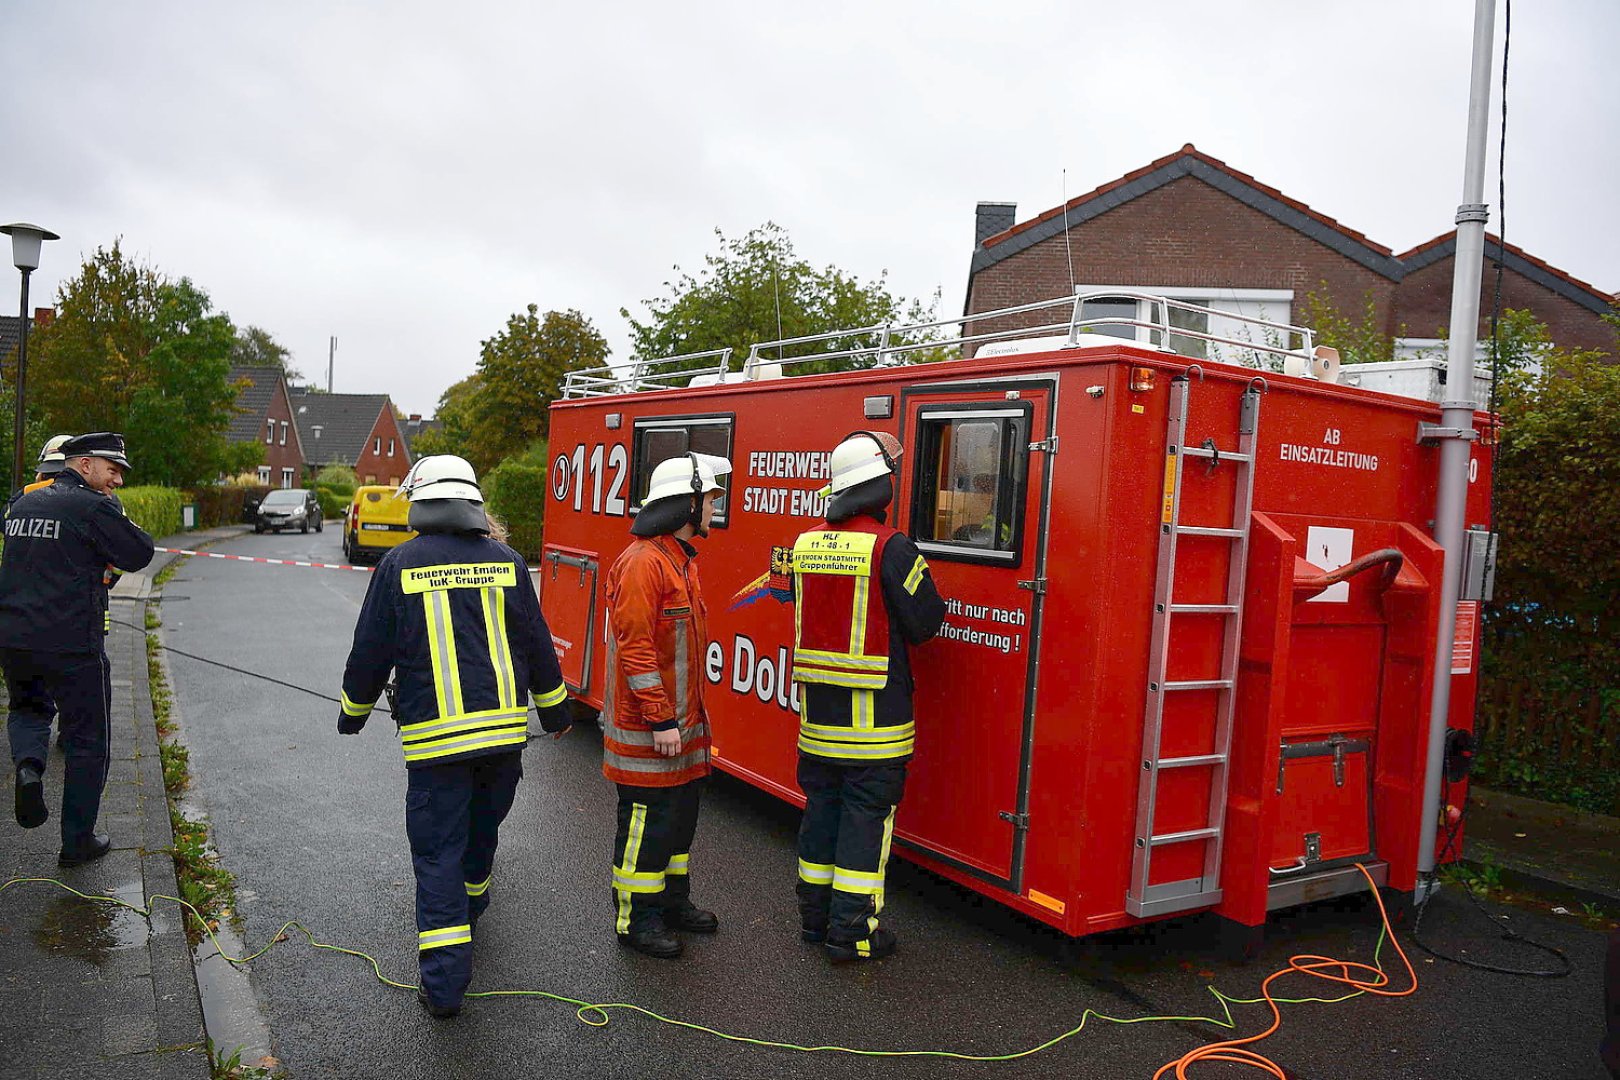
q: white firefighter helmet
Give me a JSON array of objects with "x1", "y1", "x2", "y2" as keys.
[
  {"x1": 36, "y1": 433, "x2": 74, "y2": 476},
  {"x1": 397, "y1": 455, "x2": 482, "y2": 502},
  {"x1": 820, "y1": 431, "x2": 903, "y2": 497},
  {"x1": 643, "y1": 452, "x2": 732, "y2": 505}
]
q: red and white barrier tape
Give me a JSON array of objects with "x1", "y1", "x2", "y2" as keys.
[
  {"x1": 153, "y1": 546, "x2": 542, "y2": 574},
  {"x1": 155, "y1": 546, "x2": 374, "y2": 572}
]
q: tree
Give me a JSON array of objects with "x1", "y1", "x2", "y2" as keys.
[
  {"x1": 464, "y1": 307, "x2": 606, "y2": 472},
  {"x1": 623, "y1": 223, "x2": 945, "y2": 378},
  {"x1": 231, "y1": 325, "x2": 300, "y2": 379},
  {"x1": 1297, "y1": 286, "x2": 1399, "y2": 366},
  {"x1": 410, "y1": 374, "x2": 483, "y2": 460},
  {"x1": 28, "y1": 242, "x2": 242, "y2": 487}
]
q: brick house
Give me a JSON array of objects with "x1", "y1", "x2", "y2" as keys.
[
  {"x1": 290, "y1": 389, "x2": 413, "y2": 485},
  {"x1": 965, "y1": 144, "x2": 1614, "y2": 360},
  {"x1": 227, "y1": 365, "x2": 306, "y2": 488}
]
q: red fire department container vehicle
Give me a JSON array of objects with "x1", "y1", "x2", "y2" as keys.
[{"x1": 538, "y1": 292, "x2": 1494, "y2": 938}]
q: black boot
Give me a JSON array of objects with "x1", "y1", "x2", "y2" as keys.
[
  {"x1": 14, "y1": 762, "x2": 46, "y2": 829},
  {"x1": 825, "y1": 927, "x2": 897, "y2": 962},
  {"x1": 618, "y1": 925, "x2": 683, "y2": 959},
  {"x1": 663, "y1": 902, "x2": 719, "y2": 933},
  {"x1": 58, "y1": 832, "x2": 112, "y2": 867},
  {"x1": 416, "y1": 985, "x2": 460, "y2": 1019}
]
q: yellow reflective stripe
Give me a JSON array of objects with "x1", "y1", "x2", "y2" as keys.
[
  {"x1": 874, "y1": 805, "x2": 897, "y2": 915},
  {"x1": 798, "y1": 859, "x2": 834, "y2": 885},
  {"x1": 418, "y1": 925, "x2": 472, "y2": 950},
  {"x1": 904, "y1": 555, "x2": 926, "y2": 595},
  {"x1": 534, "y1": 682, "x2": 567, "y2": 708},
  {"x1": 832, "y1": 866, "x2": 884, "y2": 895},
  {"x1": 798, "y1": 719, "x2": 914, "y2": 742},
  {"x1": 483, "y1": 586, "x2": 516, "y2": 710},
  {"x1": 400, "y1": 707, "x2": 530, "y2": 739},
  {"x1": 424, "y1": 591, "x2": 466, "y2": 719},
  {"x1": 465, "y1": 875, "x2": 491, "y2": 897},
  {"x1": 797, "y1": 733, "x2": 915, "y2": 760},
  {"x1": 340, "y1": 690, "x2": 374, "y2": 718},
  {"x1": 616, "y1": 804, "x2": 649, "y2": 934},
  {"x1": 792, "y1": 669, "x2": 889, "y2": 690},
  {"x1": 852, "y1": 690, "x2": 874, "y2": 729},
  {"x1": 612, "y1": 868, "x2": 666, "y2": 893},
  {"x1": 849, "y1": 574, "x2": 871, "y2": 655},
  {"x1": 665, "y1": 853, "x2": 689, "y2": 876},
  {"x1": 857, "y1": 938, "x2": 872, "y2": 957},
  {"x1": 792, "y1": 648, "x2": 889, "y2": 670},
  {"x1": 403, "y1": 727, "x2": 527, "y2": 763}
]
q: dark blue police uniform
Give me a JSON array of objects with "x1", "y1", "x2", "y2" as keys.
[
  {"x1": 339, "y1": 528, "x2": 570, "y2": 1014},
  {"x1": 0, "y1": 442, "x2": 154, "y2": 859}
]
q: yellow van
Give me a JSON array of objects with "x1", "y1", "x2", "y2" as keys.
[{"x1": 342, "y1": 486, "x2": 415, "y2": 563}]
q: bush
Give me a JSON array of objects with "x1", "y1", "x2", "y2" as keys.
[
  {"x1": 185, "y1": 483, "x2": 272, "y2": 528},
  {"x1": 119, "y1": 486, "x2": 184, "y2": 539},
  {"x1": 483, "y1": 460, "x2": 547, "y2": 560},
  {"x1": 315, "y1": 486, "x2": 349, "y2": 520},
  {"x1": 314, "y1": 464, "x2": 358, "y2": 497}
]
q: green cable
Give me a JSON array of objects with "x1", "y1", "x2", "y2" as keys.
[{"x1": 2, "y1": 875, "x2": 1385, "y2": 1062}]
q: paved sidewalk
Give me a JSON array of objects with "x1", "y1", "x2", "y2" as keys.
[
  {"x1": 1466, "y1": 785, "x2": 1620, "y2": 907},
  {"x1": 0, "y1": 527, "x2": 248, "y2": 1079}
]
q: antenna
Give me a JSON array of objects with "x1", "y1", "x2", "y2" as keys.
[
  {"x1": 1061, "y1": 169, "x2": 1077, "y2": 296},
  {"x1": 328, "y1": 336, "x2": 337, "y2": 392}
]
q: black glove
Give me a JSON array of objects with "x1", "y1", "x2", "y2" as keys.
[
  {"x1": 535, "y1": 702, "x2": 572, "y2": 734},
  {"x1": 338, "y1": 710, "x2": 365, "y2": 735}
]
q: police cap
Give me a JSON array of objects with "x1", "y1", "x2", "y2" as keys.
[{"x1": 60, "y1": 432, "x2": 132, "y2": 471}]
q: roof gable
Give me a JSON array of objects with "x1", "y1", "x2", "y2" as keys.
[
  {"x1": 1399, "y1": 231, "x2": 1615, "y2": 315},
  {"x1": 290, "y1": 389, "x2": 390, "y2": 465},
  {"x1": 226, "y1": 366, "x2": 286, "y2": 442},
  {"x1": 973, "y1": 144, "x2": 1405, "y2": 280}
]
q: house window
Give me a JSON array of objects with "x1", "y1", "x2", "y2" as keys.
[
  {"x1": 629, "y1": 415, "x2": 734, "y2": 527},
  {"x1": 373, "y1": 437, "x2": 381, "y2": 455},
  {"x1": 909, "y1": 403, "x2": 1030, "y2": 566},
  {"x1": 365, "y1": 474, "x2": 377, "y2": 484},
  {"x1": 281, "y1": 467, "x2": 294, "y2": 489},
  {"x1": 257, "y1": 466, "x2": 271, "y2": 484},
  {"x1": 1073, "y1": 286, "x2": 1296, "y2": 362},
  {"x1": 265, "y1": 420, "x2": 275, "y2": 444},
  {"x1": 387, "y1": 438, "x2": 395, "y2": 457},
  {"x1": 279, "y1": 420, "x2": 288, "y2": 446}
]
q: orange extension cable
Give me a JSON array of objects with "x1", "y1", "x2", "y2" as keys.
[{"x1": 1154, "y1": 863, "x2": 1418, "y2": 1080}]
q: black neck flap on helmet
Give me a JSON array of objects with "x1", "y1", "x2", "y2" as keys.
[{"x1": 408, "y1": 499, "x2": 491, "y2": 536}]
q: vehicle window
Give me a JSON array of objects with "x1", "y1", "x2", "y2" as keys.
[
  {"x1": 910, "y1": 406, "x2": 1028, "y2": 564},
  {"x1": 630, "y1": 416, "x2": 734, "y2": 527},
  {"x1": 261, "y1": 490, "x2": 305, "y2": 508}
]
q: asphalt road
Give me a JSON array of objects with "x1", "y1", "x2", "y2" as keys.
[{"x1": 158, "y1": 529, "x2": 1612, "y2": 1079}]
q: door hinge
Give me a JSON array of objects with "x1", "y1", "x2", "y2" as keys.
[
  {"x1": 1028, "y1": 436, "x2": 1059, "y2": 454},
  {"x1": 999, "y1": 810, "x2": 1030, "y2": 829},
  {"x1": 1016, "y1": 578, "x2": 1047, "y2": 595}
]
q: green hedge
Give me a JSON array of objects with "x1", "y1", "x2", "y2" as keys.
[
  {"x1": 484, "y1": 461, "x2": 547, "y2": 561},
  {"x1": 186, "y1": 483, "x2": 274, "y2": 528},
  {"x1": 315, "y1": 486, "x2": 349, "y2": 520},
  {"x1": 119, "y1": 486, "x2": 184, "y2": 539}
]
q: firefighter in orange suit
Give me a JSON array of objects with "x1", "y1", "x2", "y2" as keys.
[
  {"x1": 791, "y1": 431, "x2": 945, "y2": 961},
  {"x1": 603, "y1": 452, "x2": 731, "y2": 959}
]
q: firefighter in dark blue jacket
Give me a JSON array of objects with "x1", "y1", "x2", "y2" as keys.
[
  {"x1": 338, "y1": 455, "x2": 571, "y2": 1019},
  {"x1": 1, "y1": 433, "x2": 154, "y2": 866}
]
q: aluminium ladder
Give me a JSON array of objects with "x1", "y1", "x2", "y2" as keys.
[{"x1": 1126, "y1": 376, "x2": 1263, "y2": 918}]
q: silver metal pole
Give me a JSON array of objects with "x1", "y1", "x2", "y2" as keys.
[
  {"x1": 1416, "y1": 0, "x2": 1496, "y2": 898},
  {"x1": 328, "y1": 336, "x2": 337, "y2": 393}
]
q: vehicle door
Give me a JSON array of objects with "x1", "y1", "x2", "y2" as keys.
[{"x1": 897, "y1": 378, "x2": 1053, "y2": 887}]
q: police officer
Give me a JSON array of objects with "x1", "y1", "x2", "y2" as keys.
[
  {"x1": 603, "y1": 452, "x2": 730, "y2": 959},
  {"x1": 791, "y1": 431, "x2": 945, "y2": 961},
  {"x1": 0, "y1": 433, "x2": 154, "y2": 865},
  {"x1": 338, "y1": 455, "x2": 571, "y2": 1019}
]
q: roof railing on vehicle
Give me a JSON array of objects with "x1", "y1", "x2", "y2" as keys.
[{"x1": 560, "y1": 292, "x2": 1321, "y2": 399}]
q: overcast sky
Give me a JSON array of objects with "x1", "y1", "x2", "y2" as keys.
[{"x1": 4, "y1": 1, "x2": 1615, "y2": 417}]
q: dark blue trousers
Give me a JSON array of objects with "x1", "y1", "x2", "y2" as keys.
[
  {"x1": 406, "y1": 752, "x2": 522, "y2": 1009},
  {"x1": 3, "y1": 647, "x2": 111, "y2": 849},
  {"x1": 796, "y1": 758, "x2": 906, "y2": 946}
]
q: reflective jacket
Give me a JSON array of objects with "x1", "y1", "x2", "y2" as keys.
[
  {"x1": 340, "y1": 531, "x2": 568, "y2": 768},
  {"x1": 0, "y1": 470, "x2": 154, "y2": 653},
  {"x1": 602, "y1": 534, "x2": 712, "y2": 788},
  {"x1": 791, "y1": 514, "x2": 945, "y2": 764}
]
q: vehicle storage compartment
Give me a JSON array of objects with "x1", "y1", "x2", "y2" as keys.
[{"x1": 538, "y1": 544, "x2": 599, "y2": 695}]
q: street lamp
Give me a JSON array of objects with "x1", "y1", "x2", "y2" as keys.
[{"x1": 2, "y1": 222, "x2": 59, "y2": 494}]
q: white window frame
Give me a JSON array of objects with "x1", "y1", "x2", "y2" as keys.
[
  {"x1": 281, "y1": 467, "x2": 294, "y2": 489},
  {"x1": 265, "y1": 420, "x2": 275, "y2": 444},
  {"x1": 257, "y1": 466, "x2": 271, "y2": 484},
  {"x1": 387, "y1": 437, "x2": 395, "y2": 457},
  {"x1": 278, "y1": 420, "x2": 288, "y2": 446},
  {"x1": 1073, "y1": 285, "x2": 1295, "y2": 360},
  {"x1": 373, "y1": 437, "x2": 381, "y2": 455}
]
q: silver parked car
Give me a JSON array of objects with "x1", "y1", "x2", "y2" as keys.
[{"x1": 254, "y1": 488, "x2": 323, "y2": 534}]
